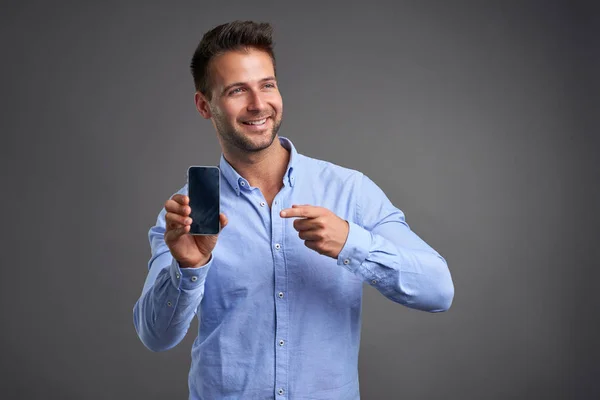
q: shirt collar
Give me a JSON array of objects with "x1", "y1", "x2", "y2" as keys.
[{"x1": 219, "y1": 136, "x2": 298, "y2": 196}]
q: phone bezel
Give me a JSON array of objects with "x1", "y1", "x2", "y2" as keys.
[{"x1": 186, "y1": 165, "x2": 221, "y2": 236}]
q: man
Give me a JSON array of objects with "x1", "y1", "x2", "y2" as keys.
[{"x1": 133, "y1": 20, "x2": 454, "y2": 400}]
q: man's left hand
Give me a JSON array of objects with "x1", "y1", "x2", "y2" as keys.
[{"x1": 280, "y1": 205, "x2": 349, "y2": 259}]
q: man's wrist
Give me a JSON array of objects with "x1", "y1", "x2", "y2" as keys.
[{"x1": 180, "y1": 255, "x2": 211, "y2": 269}]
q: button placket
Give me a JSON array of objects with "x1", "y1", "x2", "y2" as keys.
[{"x1": 271, "y1": 193, "x2": 288, "y2": 397}]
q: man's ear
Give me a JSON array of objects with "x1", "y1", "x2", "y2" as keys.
[{"x1": 194, "y1": 91, "x2": 212, "y2": 119}]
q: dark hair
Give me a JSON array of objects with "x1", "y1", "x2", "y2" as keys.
[{"x1": 190, "y1": 20, "x2": 276, "y2": 100}]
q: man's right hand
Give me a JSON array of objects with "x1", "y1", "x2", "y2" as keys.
[{"x1": 164, "y1": 194, "x2": 228, "y2": 268}]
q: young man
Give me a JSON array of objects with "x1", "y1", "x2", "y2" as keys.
[{"x1": 133, "y1": 20, "x2": 454, "y2": 400}]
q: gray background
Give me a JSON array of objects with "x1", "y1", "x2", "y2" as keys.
[{"x1": 1, "y1": 1, "x2": 598, "y2": 399}]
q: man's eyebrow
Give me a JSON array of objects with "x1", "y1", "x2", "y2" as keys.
[{"x1": 221, "y1": 76, "x2": 277, "y2": 95}]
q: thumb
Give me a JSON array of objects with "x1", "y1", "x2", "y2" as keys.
[{"x1": 219, "y1": 213, "x2": 228, "y2": 232}]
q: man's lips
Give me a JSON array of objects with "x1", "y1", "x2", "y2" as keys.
[{"x1": 241, "y1": 116, "x2": 271, "y2": 125}]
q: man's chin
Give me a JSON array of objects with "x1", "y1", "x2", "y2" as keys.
[
  {"x1": 247, "y1": 132, "x2": 277, "y2": 152},
  {"x1": 233, "y1": 130, "x2": 277, "y2": 152}
]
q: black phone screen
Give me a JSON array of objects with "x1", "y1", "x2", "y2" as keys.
[{"x1": 187, "y1": 166, "x2": 220, "y2": 235}]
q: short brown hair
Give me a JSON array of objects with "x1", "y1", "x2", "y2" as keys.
[{"x1": 190, "y1": 20, "x2": 276, "y2": 100}]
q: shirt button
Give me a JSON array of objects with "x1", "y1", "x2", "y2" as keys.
[
  {"x1": 260, "y1": 202, "x2": 266, "y2": 207},
  {"x1": 176, "y1": 273, "x2": 180, "y2": 279},
  {"x1": 191, "y1": 276, "x2": 198, "y2": 282},
  {"x1": 279, "y1": 340, "x2": 285, "y2": 346},
  {"x1": 371, "y1": 279, "x2": 378, "y2": 285},
  {"x1": 343, "y1": 259, "x2": 350, "y2": 265},
  {"x1": 167, "y1": 301, "x2": 173, "y2": 307},
  {"x1": 278, "y1": 292, "x2": 284, "y2": 298},
  {"x1": 240, "y1": 181, "x2": 246, "y2": 186},
  {"x1": 275, "y1": 243, "x2": 281, "y2": 250},
  {"x1": 278, "y1": 388, "x2": 284, "y2": 395},
  {"x1": 274, "y1": 201, "x2": 278, "y2": 205}
]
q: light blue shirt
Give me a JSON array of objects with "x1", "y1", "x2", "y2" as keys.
[{"x1": 133, "y1": 136, "x2": 454, "y2": 399}]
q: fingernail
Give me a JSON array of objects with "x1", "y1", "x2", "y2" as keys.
[
  {"x1": 280, "y1": 211, "x2": 286, "y2": 217},
  {"x1": 185, "y1": 218, "x2": 192, "y2": 224}
]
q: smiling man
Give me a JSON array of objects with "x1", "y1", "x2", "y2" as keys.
[{"x1": 133, "y1": 20, "x2": 454, "y2": 400}]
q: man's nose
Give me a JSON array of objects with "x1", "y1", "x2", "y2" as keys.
[{"x1": 247, "y1": 91, "x2": 267, "y2": 111}]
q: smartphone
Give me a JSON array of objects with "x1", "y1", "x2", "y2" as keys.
[{"x1": 187, "y1": 166, "x2": 221, "y2": 235}]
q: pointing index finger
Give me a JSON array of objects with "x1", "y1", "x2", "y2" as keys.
[{"x1": 280, "y1": 205, "x2": 321, "y2": 219}]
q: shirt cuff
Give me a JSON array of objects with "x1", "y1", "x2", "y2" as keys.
[
  {"x1": 337, "y1": 221, "x2": 372, "y2": 273},
  {"x1": 169, "y1": 254, "x2": 213, "y2": 290}
]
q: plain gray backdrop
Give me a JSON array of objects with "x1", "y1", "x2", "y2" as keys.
[{"x1": 1, "y1": 1, "x2": 598, "y2": 399}]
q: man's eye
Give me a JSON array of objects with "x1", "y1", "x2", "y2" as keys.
[
  {"x1": 229, "y1": 88, "x2": 244, "y2": 95},
  {"x1": 264, "y1": 83, "x2": 276, "y2": 89}
]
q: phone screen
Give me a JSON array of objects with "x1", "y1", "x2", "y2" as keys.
[{"x1": 187, "y1": 166, "x2": 220, "y2": 235}]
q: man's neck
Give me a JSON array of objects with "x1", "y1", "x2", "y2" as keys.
[{"x1": 222, "y1": 136, "x2": 290, "y2": 192}]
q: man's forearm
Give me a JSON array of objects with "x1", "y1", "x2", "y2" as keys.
[
  {"x1": 133, "y1": 254, "x2": 210, "y2": 351},
  {"x1": 338, "y1": 221, "x2": 454, "y2": 312}
]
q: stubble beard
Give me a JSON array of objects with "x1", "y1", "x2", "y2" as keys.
[{"x1": 215, "y1": 114, "x2": 283, "y2": 153}]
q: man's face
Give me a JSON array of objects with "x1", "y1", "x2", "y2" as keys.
[{"x1": 196, "y1": 48, "x2": 283, "y2": 153}]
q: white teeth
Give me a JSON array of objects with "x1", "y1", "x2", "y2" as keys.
[{"x1": 244, "y1": 118, "x2": 267, "y2": 125}]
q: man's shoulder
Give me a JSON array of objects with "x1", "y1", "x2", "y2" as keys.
[{"x1": 297, "y1": 153, "x2": 364, "y2": 184}]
